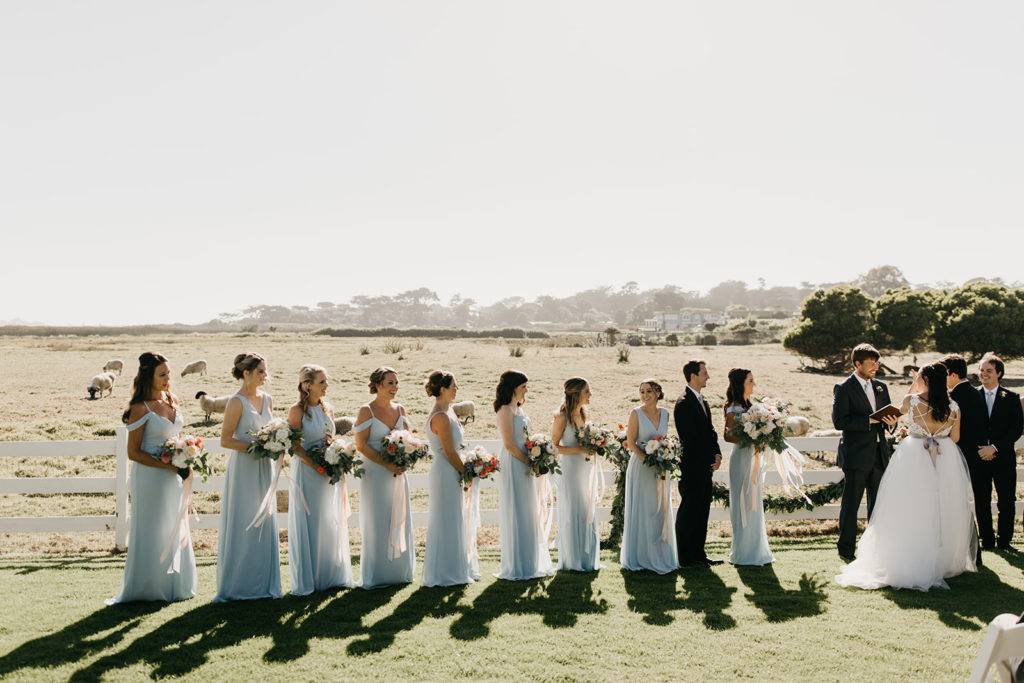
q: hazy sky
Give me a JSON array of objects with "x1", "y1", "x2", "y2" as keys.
[{"x1": 2, "y1": 1, "x2": 1022, "y2": 325}]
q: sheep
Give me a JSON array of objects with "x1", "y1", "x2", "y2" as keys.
[
  {"x1": 333, "y1": 416, "x2": 355, "y2": 436},
  {"x1": 102, "y1": 359, "x2": 124, "y2": 375},
  {"x1": 452, "y1": 400, "x2": 475, "y2": 425},
  {"x1": 784, "y1": 416, "x2": 810, "y2": 437},
  {"x1": 87, "y1": 372, "x2": 116, "y2": 399},
  {"x1": 809, "y1": 428, "x2": 842, "y2": 438},
  {"x1": 195, "y1": 390, "x2": 231, "y2": 421},
  {"x1": 181, "y1": 360, "x2": 208, "y2": 377}
]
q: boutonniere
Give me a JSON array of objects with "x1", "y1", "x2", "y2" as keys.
[
  {"x1": 875, "y1": 385, "x2": 884, "y2": 394},
  {"x1": 1001, "y1": 390, "x2": 1008, "y2": 399}
]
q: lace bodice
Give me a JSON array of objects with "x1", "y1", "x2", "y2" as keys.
[{"x1": 906, "y1": 395, "x2": 959, "y2": 438}]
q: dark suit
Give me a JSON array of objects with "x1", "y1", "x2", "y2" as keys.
[
  {"x1": 674, "y1": 387, "x2": 722, "y2": 564},
  {"x1": 832, "y1": 374, "x2": 892, "y2": 557},
  {"x1": 951, "y1": 381, "x2": 989, "y2": 549},
  {"x1": 978, "y1": 385, "x2": 1024, "y2": 547}
]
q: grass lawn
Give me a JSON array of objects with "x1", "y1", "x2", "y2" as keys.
[{"x1": 2, "y1": 537, "x2": 1022, "y2": 681}]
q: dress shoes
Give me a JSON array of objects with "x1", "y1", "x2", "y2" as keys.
[
  {"x1": 839, "y1": 553, "x2": 856, "y2": 563},
  {"x1": 703, "y1": 558, "x2": 724, "y2": 566},
  {"x1": 982, "y1": 542, "x2": 996, "y2": 550},
  {"x1": 997, "y1": 543, "x2": 1016, "y2": 552}
]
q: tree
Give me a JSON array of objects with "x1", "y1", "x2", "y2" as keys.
[
  {"x1": 604, "y1": 327, "x2": 620, "y2": 345},
  {"x1": 870, "y1": 288, "x2": 937, "y2": 352},
  {"x1": 855, "y1": 265, "x2": 910, "y2": 298},
  {"x1": 934, "y1": 283, "x2": 1024, "y2": 362},
  {"x1": 783, "y1": 285, "x2": 873, "y2": 371}
]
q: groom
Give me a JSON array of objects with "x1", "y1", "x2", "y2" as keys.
[{"x1": 833, "y1": 343, "x2": 897, "y2": 562}]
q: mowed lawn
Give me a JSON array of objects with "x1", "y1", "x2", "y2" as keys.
[{"x1": 2, "y1": 538, "x2": 1023, "y2": 681}]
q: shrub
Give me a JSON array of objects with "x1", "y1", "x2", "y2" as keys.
[
  {"x1": 783, "y1": 285, "x2": 872, "y2": 371},
  {"x1": 359, "y1": 345, "x2": 371, "y2": 355},
  {"x1": 383, "y1": 338, "x2": 402, "y2": 354},
  {"x1": 665, "y1": 333, "x2": 679, "y2": 346},
  {"x1": 617, "y1": 346, "x2": 630, "y2": 363},
  {"x1": 508, "y1": 344, "x2": 524, "y2": 358}
]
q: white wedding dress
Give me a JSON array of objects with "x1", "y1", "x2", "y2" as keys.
[{"x1": 836, "y1": 396, "x2": 978, "y2": 591}]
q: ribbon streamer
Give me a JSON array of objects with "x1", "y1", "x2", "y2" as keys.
[
  {"x1": 463, "y1": 478, "x2": 481, "y2": 566},
  {"x1": 655, "y1": 472, "x2": 674, "y2": 545},
  {"x1": 387, "y1": 473, "x2": 409, "y2": 560},
  {"x1": 583, "y1": 457, "x2": 606, "y2": 553},
  {"x1": 537, "y1": 473, "x2": 557, "y2": 547},
  {"x1": 160, "y1": 470, "x2": 195, "y2": 573},
  {"x1": 247, "y1": 459, "x2": 283, "y2": 535}
]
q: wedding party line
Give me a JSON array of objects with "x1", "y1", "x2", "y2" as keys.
[{"x1": 103, "y1": 344, "x2": 1023, "y2": 606}]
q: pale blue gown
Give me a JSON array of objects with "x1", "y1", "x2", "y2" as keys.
[
  {"x1": 727, "y1": 405, "x2": 774, "y2": 566},
  {"x1": 214, "y1": 394, "x2": 283, "y2": 602},
  {"x1": 496, "y1": 412, "x2": 555, "y2": 580},
  {"x1": 353, "y1": 405, "x2": 415, "y2": 589},
  {"x1": 556, "y1": 420, "x2": 601, "y2": 571},
  {"x1": 422, "y1": 408, "x2": 479, "y2": 586},
  {"x1": 289, "y1": 403, "x2": 354, "y2": 595},
  {"x1": 107, "y1": 403, "x2": 197, "y2": 604},
  {"x1": 620, "y1": 407, "x2": 679, "y2": 574}
]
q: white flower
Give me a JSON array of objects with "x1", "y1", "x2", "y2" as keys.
[
  {"x1": 530, "y1": 445, "x2": 541, "y2": 456},
  {"x1": 171, "y1": 453, "x2": 188, "y2": 468},
  {"x1": 403, "y1": 443, "x2": 414, "y2": 454},
  {"x1": 267, "y1": 440, "x2": 285, "y2": 453},
  {"x1": 275, "y1": 428, "x2": 289, "y2": 442},
  {"x1": 324, "y1": 450, "x2": 340, "y2": 465}
]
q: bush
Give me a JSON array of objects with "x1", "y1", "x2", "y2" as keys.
[
  {"x1": 617, "y1": 346, "x2": 630, "y2": 363},
  {"x1": 870, "y1": 288, "x2": 936, "y2": 352},
  {"x1": 784, "y1": 285, "x2": 872, "y2": 371},
  {"x1": 700, "y1": 334, "x2": 717, "y2": 346},
  {"x1": 508, "y1": 344, "x2": 524, "y2": 358},
  {"x1": 934, "y1": 282, "x2": 1024, "y2": 362},
  {"x1": 359, "y1": 345, "x2": 371, "y2": 355},
  {"x1": 383, "y1": 338, "x2": 402, "y2": 354},
  {"x1": 665, "y1": 333, "x2": 679, "y2": 346}
]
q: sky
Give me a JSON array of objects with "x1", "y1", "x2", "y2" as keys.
[{"x1": 1, "y1": 1, "x2": 1022, "y2": 325}]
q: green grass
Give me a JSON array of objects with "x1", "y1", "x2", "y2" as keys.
[{"x1": 1, "y1": 538, "x2": 1019, "y2": 681}]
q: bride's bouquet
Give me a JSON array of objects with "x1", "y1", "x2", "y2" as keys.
[
  {"x1": 247, "y1": 418, "x2": 302, "y2": 461},
  {"x1": 887, "y1": 425, "x2": 909, "y2": 450},
  {"x1": 524, "y1": 433, "x2": 561, "y2": 476},
  {"x1": 307, "y1": 437, "x2": 364, "y2": 485},
  {"x1": 639, "y1": 434, "x2": 681, "y2": 479},
  {"x1": 154, "y1": 434, "x2": 213, "y2": 481},
  {"x1": 379, "y1": 429, "x2": 431, "y2": 474},
  {"x1": 459, "y1": 445, "x2": 500, "y2": 491},
  {"x1": 728, "y1": 398, "x2": 791, "y2": 452},
  {"x1": 575, "y1": 423, "x2": 619, "y2": 462}
]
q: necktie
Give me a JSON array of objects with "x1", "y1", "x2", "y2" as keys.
[
  {"x1": 863, "y1": 380, "x2": 876, "y2": 412},
  {"x1": 987, "y1": 390, "x2": 995, "y2": 417}
]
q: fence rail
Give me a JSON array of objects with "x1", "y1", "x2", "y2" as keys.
[{"x1": 2, "y1": 430, "x2": 1023, "y2": 550}]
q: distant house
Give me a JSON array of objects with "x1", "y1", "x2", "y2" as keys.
[{"x1": 642, "y1": 308, "x2": 726, "y2": 332}]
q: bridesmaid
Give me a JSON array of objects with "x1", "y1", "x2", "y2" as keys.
[
  {"x1": 495, "y1": 370, "x2": 555, "y2": 580},
  {"x1": 724, "y1": 368, "x2": 774, "y2": 565},
  {"x1": 214, "y1": 352, "x2": 283, "y2": 602},
  {"x1": 352, "y1": 366, "x2": 415, "y2": 589},
  {"x1": 552, "y1": 377, "x2": 601, "y2": 572},
  {"x1": 422, "y1": 370, "x2": 478, "y2": 586},
  {"x1": 620, "y1": 379, "x2": 679, "y2": 574},
  {"x1": 107, "y1": 352, "x2": 197, "y2": 604},
  {"x1": 287, "y1": 364, "x2": 354, "y2": 595}
]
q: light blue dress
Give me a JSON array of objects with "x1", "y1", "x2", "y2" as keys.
[
  {"x1": 496, "y1": 412, "x2": 555, "y2": 580},
  {"x1": 214, "y1": 394, "x2": 283, "y2": 602},
  {"x1": 422, "y1": 408, "x2": 479, "y2": 586},
  {"x1": 107, "y1": 403, "x2": 197, "y2": 604},
  {"x1": 353, "y1": 405, "x2": 415, "y2": 589},
  {"x1": 555, "y1": 420, "x2": 601, "y2": 572},
  {"x1": 727, "y1": 405, "x2": 774, "y2": 566},
  {"x1": 620, "y1": 407, "x2": 679, "y2": 574},
  {"x1": 289, "y1": 403, "x2": 355, "y2": 595}
]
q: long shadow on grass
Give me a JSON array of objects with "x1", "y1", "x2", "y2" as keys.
[
  {"x1": 6, "y1": 555, "x2": 125, "y2": 576},
  {"x1": 622, "y1": 566, "x2": 737, "y2": 630},
  {"x1": 347, "y1": 585, "x2": 467, "y2": 655},
  {"x1": 622, "y1": 569, "x2": 682, "y2": 626},
  {"x1": 735, "y1": 565, "x2": 828, "y2": 622},
  {"x1": 678, "y1": 567, "x2": 738, "y2": 630},
  {"x1": 879, "y1": 565, "x2": 1024, "y2": 631}
]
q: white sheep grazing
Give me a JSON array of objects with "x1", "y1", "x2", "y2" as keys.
[
  {"x1": 333, "y1": 416, "x2": 355, "y2": 436},
  {"x1": 195, "y1": 390, "x2": 231, "y2": 421},
  {"x1": 181, "y1": 360, "x2": 208, "y2": 377},
  {"x1": 810, "y1": 428, "x2": 842, "y2": 438},
  {"x1": 87, "y1": 372, "x2": 116, "y2": 399},
  {"x1": 102, "y1": 359, "x2": 124, "y2": 375},
  {"x1": 784, "y1": 416, "x2": 810, "y2": 437},
  {"x1": 452, "y1": 400, "x2": 475, "y2": 425}
]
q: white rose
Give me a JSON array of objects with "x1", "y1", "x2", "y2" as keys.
[
  {"x1": 186, "y1": 444, "x2": 200, "y2": 457},
  {"x1": 267, "y1": 440, "x2": 285, "y2": 453},
  {"x1": 324, "y1": 451, "x2": 340, "y2": 465},
  {"x1": 530, "y1": 445, "x2": 541, "y2": 456},
  {"x1": 275, "y1": 428, "x2": 289, "y2": 442},
  {"x1": 403, "y1": 443, "x2": 414, "y2": 454},
  {"x1": 171, "y1": 453, "x2": 188, "y2": 468}
]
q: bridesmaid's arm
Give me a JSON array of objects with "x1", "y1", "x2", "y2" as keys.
[
  {"x1": 354, "y1": 406, "x2": 404, "y2": 475},
  {"x1": 723, "y1": 409, "x2": 739, "y2": 444},
  {"x1": 431, "y1": 412, "x2": 466, "y2": 474},
  {"x1": 125, "y1": 404, "x2": 178, "y2": 472},
  {"x1": 497, "y1": 407, "x2": 529, "y2": 465},
  {"x1": 220, "y1": 397, "x2": 251, "y2": 453},
  {"x1": 553, "y1": 413, "x2": 584, "y2": 455},
  {"x1": 625, "y1": 410, "x2": 645, "y2": 461}
]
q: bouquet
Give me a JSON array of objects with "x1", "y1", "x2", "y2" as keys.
[
  {"x1": 459, "y1": 445, "x2": 500, "y2": 491},
  {"x1": 639, "y1": 434, "x2": 681, "y2": 479},
  {"x1": 607, "y1": 422, "x2": 630, "y2": 469},
  {"x1": 887, "y1": 425, "x2": 909, "y2": 450},
  {"x1": 727, "y1": 398, "x2": 792, "y2": 453},
  {"x1": 154, "y1": 434, "x2": 213, "y2": 481},
  {"x1": 247, "y1": 417, "x2": 303, "y2": 460},
  {"x1": 524, "y1": 433, "x2": 561, "y2": 476},
  {"x1": 575, "y1": 423, "x2": 619, "y2": 462},
  {"x1": 379, "y1": 429, "x2": 431, "y2": 473},
  {"x1": 307, "y1": 437, "x2": 364, "y2": 485}
]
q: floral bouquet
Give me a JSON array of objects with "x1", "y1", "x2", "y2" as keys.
[
  {"x1": 575, "y1": 423, "x2": 619, "y2": 462},
  {"x1": 727, "y1": 398, "x2": 792, "y2": 453},
  {"x1": 379, "y1": 429, "x2": 431, "y2": 474},
  {"x1": 608, "y1": 422, "x2": 630, "y2": 469},
  {"x1": 886, "y1": 425, "x2": 909, "y2": 450},
  {"x1": 154, "y1": 434, "x2": 213, "y2": 481},
  {"x1": 524, "y1": 433, "x2": 561, "y2": 476},
  {"x1": 307, "y1": 437, "x2": 364, "y2": 485},
  {"x1": 247, "y1": 417, "x2": 302, "y2": 460},
  {"x1": 459, "y1": 445, "x2": 500, "y2": 491},
  {"x1": 639, "y1": 434, "x2": 681, "y2": 479}
]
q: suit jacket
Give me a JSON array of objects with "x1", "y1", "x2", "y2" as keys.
[
  {"x1": 951, "y1": 380, "x2": 987, "y2": 466},
  {"x1": 980, "y1": 385, "x2": 1024, "y2": 464},
  {"x1": 832, "y1": 373, "x2": 892, "y2": 471},
  {"x1": 674, "y1": 387, "x2": 721, "y2": 472}
]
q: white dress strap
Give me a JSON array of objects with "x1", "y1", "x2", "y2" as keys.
[
  {"x1": 125, "y1": 410, "x2": 150, "y2": 432},
  {"x1": 725, "y1": 405, "x2": 746, "y2": 415}
]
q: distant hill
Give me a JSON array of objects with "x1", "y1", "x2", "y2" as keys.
[{"x1": 0, "y1": 318, "x2": 45, "y2": 326}]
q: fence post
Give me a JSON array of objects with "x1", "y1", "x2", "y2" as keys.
[{"x1": 114, "y1": 426, "x2": 129, "y2": 550}]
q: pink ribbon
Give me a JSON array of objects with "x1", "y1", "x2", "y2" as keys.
[
  {"x1": 387, "y1": 473, "x2": 409, "y2": 560},
  {"x1": 463, "y1": 478, "x2": 481, "y2": 566},
  {"x1": 655, "y1": 472, "x2": 674, "y2": 545},
  {"x1": 160, "y1": 470, "x2": 195, "y2": 573}
]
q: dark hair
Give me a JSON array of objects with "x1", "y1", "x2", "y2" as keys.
[
  {"x1": 493, "y1": 370, "x2": 528, "y2": 412},
  {"x1": 640, "y1": 378, "x2": 664, "y2": 400},
  {"x1": 559, "y1": 377, "x2": 589, "y2": 428},
  {"x1": 851, "y1": 343, "x2": 880, "y2": 366},
  {"x1": 369, "y1": 366, "x2": 398, "y2": 394},
  {"x1": 919, "y1": 362, "x2": 951, "y2": 422},
  {"x1": 424, "y1": 370, "x2": 455, "y2": 397},
  {"x1": 981, "y1": 352, "x2": 1005, "y2": 380},
  {"x1": 232, "y1": 352, "x2": 265, "y2": 380},
  {"x1": 683, "y1": 359, "x2": 706, "y2": 383},
  {"x1": 725, "y1": 368, "x2": 752, "y2": 410},
  {"x1": 940, "y1": 354, "x2": 968, "y2": 381},
  {"x1": 121, "y1": 352, "x2": 176, "y2": 423}
]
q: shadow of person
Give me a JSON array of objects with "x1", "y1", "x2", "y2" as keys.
[
  {"x1": 678, "y1": 567, "x2": 738, "y2": 630},
  {"x1": 735, "y1": 565, "x2": 828, "y2": 622},
  {"x1": 621, "y1": 569, "x2": 682, "y2": 626},
  {"x1": 880, "y1": 564, "x2": 1024, "y2": 631},
  {"x1": 448, "y1": 578, "x2": 548, "y2": 641},
  {"x1": 346, "y1": 584, "x2": 467, "y2": 656},
  {"x1": 10, "y1": 554, "x2": 125, "y2": 576},
  {"x1": 534, "y1": 569, "x2": 608, "y2": 628}
]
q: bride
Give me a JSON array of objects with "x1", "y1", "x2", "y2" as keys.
[{"x1": 836, "y1": 362, "x2": 978, "y2": 591}]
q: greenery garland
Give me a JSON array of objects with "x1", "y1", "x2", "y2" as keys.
[{"x1": 711, "y1": 479, "x2": 846, "y2": 514}]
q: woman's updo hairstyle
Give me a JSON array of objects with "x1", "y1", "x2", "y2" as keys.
[
  {"x1": 122, "y1": 351, "x2": 174, "y2": 423},
  {"x1": 725, "y1": 368, "x2": 753, "y2": 410},
  {"x1": 368, "y1": 366, "x2": 398, "y2": 394},
  {"x1": 493, "y1": 370, "x2": 529, "y2": 412},
  {"x1": 424, "y1": 370, "x2": 455, "y2": 397},
  {"x1": 919, "y1": 362, "x2": 952, "y2": 422},
  {"x1": 297, "y1": 364, "x2": 331, "y2": 418},
  {"x1": 559, "y1": 377, "x2": 589, "y2": 427},
  {"x1": 232, "y1": 352, "x2": 265, "y2": 380},
  {"x1": 640, "y1": 378, "x2": 664, "y2": 400}
]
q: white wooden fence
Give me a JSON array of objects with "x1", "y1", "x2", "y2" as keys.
[{"x1": 2, "y1": 428, "x2": 1023, "y2": 551}]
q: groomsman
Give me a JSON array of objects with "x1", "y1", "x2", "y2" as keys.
[
  {"x1": 674, "y1": 359, "x2": 723, "y2": 567},
  {"x1": 942, "y1": 354, "x2": 988, "y2": 563},
  {"x1": 832, "y1": 343, "x2": 898, "y2": 562},
  {"x1": 976, "y1": 353, "x2": 1023, "y2": 550}
]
